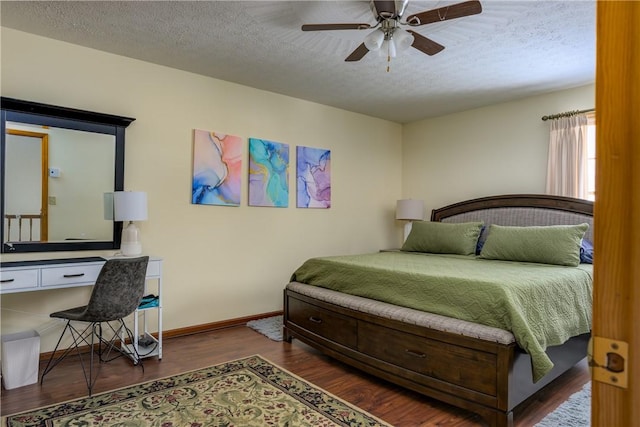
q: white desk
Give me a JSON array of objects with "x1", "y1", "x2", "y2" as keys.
[{"x1": 0, "y1": 256, "x2": 163, "y2": 360}]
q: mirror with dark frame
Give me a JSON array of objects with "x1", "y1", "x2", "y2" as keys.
[{"x1": 1, "y1": 97, "x2": 135, "y2": 253}]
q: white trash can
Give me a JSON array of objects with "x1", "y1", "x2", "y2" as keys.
[{"x1": 1, "y1": 330, "x2": 40, "y2": 390}]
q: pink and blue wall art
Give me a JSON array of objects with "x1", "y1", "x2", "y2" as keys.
[
  {"x1": 192, "y1": 129, "x2": 242, "y2": 206},
  {"x1": 296, "y1": 146, "x2": 331, "y2": 208},
  {"x1": 248, "y1": 138, "x2": 289, "y2": 207}
]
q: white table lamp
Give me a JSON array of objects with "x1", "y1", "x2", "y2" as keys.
[
  {"x1": 112, "y1": 191, "x2": 148, "y2": 256},
  {"x1": 396, "y1": 199, "x2": 424, "y2": 241}
]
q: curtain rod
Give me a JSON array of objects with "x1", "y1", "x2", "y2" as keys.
[{"x1": 541, "y1": 108, "x2": 595, "y2": 121}]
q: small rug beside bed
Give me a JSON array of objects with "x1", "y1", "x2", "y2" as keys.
[
  {"x1": 535, "y1": 382, "x2": 590, "y2": 427},
  {"x1": 2, "y1": 355, "x2": 390, "y2": 427},
  {"x1": 247, "y1": 315, "x2": 283, "y2": 341}
]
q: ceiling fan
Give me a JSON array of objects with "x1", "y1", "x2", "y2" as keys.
[{"x1": 301, "y1": 0, "x2": 482, "y2": 66}]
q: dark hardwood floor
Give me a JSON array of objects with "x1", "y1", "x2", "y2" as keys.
[{"x1": 1, "y1": 324, "x2": 589, "y2": 426}]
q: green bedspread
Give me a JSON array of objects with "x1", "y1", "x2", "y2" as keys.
[{"x1": 291, "y1": 251, "x2": 593, "y2": 382}]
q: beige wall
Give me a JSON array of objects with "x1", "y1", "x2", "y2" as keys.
[
  {"x1": 0, "y1": 28, "x2": 403, "y2": 352},
  {"x1": 1, "y1": 28, "x2": 596, "y2": 355},
  {"x1": 402, "y1": 84, "x2": 595, "y2": 215}
]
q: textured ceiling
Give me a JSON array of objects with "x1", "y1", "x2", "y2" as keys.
[{"x1": 0, "y1": 1, "x2": 595, "y2": 123}]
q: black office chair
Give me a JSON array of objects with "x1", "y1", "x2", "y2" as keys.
[{"x1": 40, "y1": 256, "x2": 149, "y2": 395}]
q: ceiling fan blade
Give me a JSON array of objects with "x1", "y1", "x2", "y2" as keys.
[
  {"x1": 372, "y1": 1, "x2": 397, "y2": 19},
  {"x1": 302, "y1": 23, "x2": 372, "y2": 31},
  {"x1": 406, "y1": 0, "x2": 482, "y2": 26},
  {"x1": 408, "y1": 31, "x2": 445, "y2": 56},
  {"x1": 345, "y1": 43, "x2": 370, "y2": 62}
]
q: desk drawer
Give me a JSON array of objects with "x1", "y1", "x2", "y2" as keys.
[
  {"x1": 41, "y1": 264, "x2": 102, "y2": 287},
  {"x1": 0, "y1": 269, "x2": 39, "y2": 292}
]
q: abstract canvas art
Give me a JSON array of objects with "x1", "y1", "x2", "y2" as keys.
[
  {"x1": 296, "y1": 146, "x2": 331, "y2": 208},
  {"x1": 248, "y1": 138, "x2": 289, "y2": 207},
  {"x1": 192, "y1": 130, "x2": 242, "y2": 206}
]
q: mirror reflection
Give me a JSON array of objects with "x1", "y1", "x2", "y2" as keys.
[
  {"x1": 4, "y1": 123, "x2": 116, "y2": 243},
  {"x1": 1, "y1": 97, "x2": 134, "y2": 254}
]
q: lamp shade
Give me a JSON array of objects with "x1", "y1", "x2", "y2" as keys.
[
  {"x1": 103, "y1": 192, "x2": 115, "y2": 221},
  {"x1": 395, "y1": 199, "x2": 424, "y2": 221},
  {"x1": 394, "y1": 28, "x2": 414, "y2": 52},
  {"x1": 364, "y1": 28, "x2": 384, "y2": 51},
  {"x1": 387, "y1": 38, "x2": 397, "y2": 58},
  {"x1": 113, "y1": 191, "x2": 148, "y2": 221}
]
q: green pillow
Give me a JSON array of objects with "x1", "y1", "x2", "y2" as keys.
[
  {"x1": 401, "y1": 221, "x2": 484, "y2": 255},
  {"x1": 479, "y1": 223, "x2": 589, "y2": 266}
]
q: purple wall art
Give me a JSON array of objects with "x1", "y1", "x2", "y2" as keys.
[{"x1": 296, "y1": 146, "x2": 331, "y2": 208}]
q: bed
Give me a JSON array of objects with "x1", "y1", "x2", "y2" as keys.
[{"x1": 283, "y1": 194, "x2": 593, "y2": 427}]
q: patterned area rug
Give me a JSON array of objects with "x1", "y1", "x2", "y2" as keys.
[
  {"x1": 2, "y1": 355, "x2": 390, "y2": 427},
  {"x1": 535, "y1": 382, "x2": 590, "y2": 427},
  {"x1": 246, "y1": 315, "x2": 283, "y2": 341}
]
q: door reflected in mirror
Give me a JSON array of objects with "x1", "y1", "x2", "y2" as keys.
[{"x1": 5, "y1": 123, "x2": 116, "y2": 244}]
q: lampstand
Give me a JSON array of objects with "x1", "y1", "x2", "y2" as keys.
[{"x1": 105, "y1": 191, "x2": 148, "y2": 257}]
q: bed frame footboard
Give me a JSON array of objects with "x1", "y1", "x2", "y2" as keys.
[{"x1": 284, "y1": 288, "x2": 588, "y2": 427}]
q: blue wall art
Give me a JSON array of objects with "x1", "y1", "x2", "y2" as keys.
[{"x1": 248, "y1": 138, "x2": 289, "y2": 207}]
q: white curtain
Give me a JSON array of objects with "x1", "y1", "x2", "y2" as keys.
[{"x1": 545, "y1": 114, "x2": 589, "y2": 199}]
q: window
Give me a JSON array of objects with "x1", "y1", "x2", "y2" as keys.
[{"x1": 586, "y1": 112, "x2": 596, "y2": 201}]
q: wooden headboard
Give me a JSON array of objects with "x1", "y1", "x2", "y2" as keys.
[{"x1": 431, "y1": 194, "x2": 594, "y2": 242}]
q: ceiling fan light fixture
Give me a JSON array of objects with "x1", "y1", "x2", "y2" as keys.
[
  {"x1": 364, "y1": 28, "x2": 384, "y2": 51},
  {"x1": 388, "y1": 38, "x2": 397, "y2": 58},
  {"x1": 301, "y1": 0, "x2": 483, "y2": 65},
  {"x1": 379, "y1": 39, "x2": 397, "y2": 58},
  {"x1": 394, "y1": 28, "x2": 414, "y2": 52}
]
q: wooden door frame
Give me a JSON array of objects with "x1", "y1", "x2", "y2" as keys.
[
  {"x1": 593, "y1": 1, "x2": 640, "y2": 425},
  {"x1": 6, "y1": 129, "x2": 49, "y2": 241}
]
